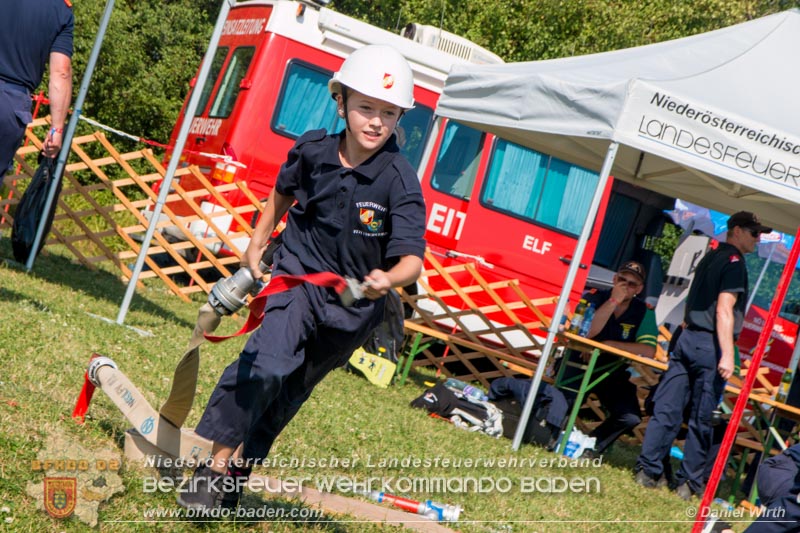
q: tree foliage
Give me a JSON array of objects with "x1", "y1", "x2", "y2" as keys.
[
  {"x1": 67, "y1": 0, "x2": 216, "y2": 143},
  {"x1": 330, "y1": 0, "x2": 800, "y2": 62},
  {"x1": 57, "y1": 0, "x2": 800, "y2": 144}
]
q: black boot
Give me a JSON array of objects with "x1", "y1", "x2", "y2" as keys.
[
  {"x1": 221, "y1": 466, "x2": 252, "y2": 509},
  {"x1": 177, "y1": 464, "x2": 227, "y2": 513}
]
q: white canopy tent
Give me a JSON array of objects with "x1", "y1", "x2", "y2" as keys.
[
  {"x1": 436, "y1": 9, "x2": 800, "y2": 233},
  {"x1": 433, "y1": 9, "x2": 800, "y2": 524}
]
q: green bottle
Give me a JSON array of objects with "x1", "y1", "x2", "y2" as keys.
[
  {"x1": 568, "y1": 299, "x2": 588, "y2": 334},
  {"x1": 777, "y1": 368, "x2": 793, "y2": 404}
]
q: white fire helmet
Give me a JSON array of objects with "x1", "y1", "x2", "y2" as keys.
[{"x1": 328, "y1": 44, "x2": 415, "y2": 110}]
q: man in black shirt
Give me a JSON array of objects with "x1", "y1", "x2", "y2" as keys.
[
  {"x1": 561, "y1": 261, "x2": 658, "y2": 455},
  {"x1": 0, "y1": 0, "x2": 73, "y2": 177},
  {"x1": 635, "y1": 211, "x2": 771, "y2": 500}
]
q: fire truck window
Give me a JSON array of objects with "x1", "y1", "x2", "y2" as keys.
[
  {"x1": 273, "y1": 62, "x2": 343, "y2": 138},
  {"x1": 209, "y1": 46, "x2": 255, "y2": 118},
  {"x1": 194, "y1": 47, "x2": 228, "y2": 116},
  {"x1": 593, "y1": 193, "x2": 640, "y2": 268},
  {"x1": 396, "y1": 104, "x2": 433, "y2": 169},
  {"x1": 430, "y1": 121, "x2": 484, "y2": 200},
  {"x1": 481, "y1": 140, "x2": 599, "y2": 235}
]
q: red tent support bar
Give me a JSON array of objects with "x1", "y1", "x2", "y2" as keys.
[{"x1": 693, "y1": 226, "x2": 800, "y2": 532}]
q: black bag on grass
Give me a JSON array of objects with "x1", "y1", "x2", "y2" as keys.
[
  {"x1": 410, "y1": 382, "x2": 503, "y2": 437},
  {"x1": 11, "y1": 156, "x2": 61, "y2": 263},
  {"x1": 410, "y1": 382, "x2": 490, "y2": 422}
]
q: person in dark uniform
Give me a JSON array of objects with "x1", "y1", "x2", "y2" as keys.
[
  {"x1": 635, "y1": 211, "x2": 771, "y2": 500},
  {"x1": 743, "y1": 443, "x2": 800, "y2": 532},
  {"x1": 178, "y1": 44, "x2": 426, "y2": 512},
  {"x1": 560, "y1": 261, "x2": 658, "y2": 455},
  {"x1": 0, "y1": 0, "x2": 73, "y2": 177}
]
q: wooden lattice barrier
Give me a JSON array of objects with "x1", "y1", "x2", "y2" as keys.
[
  {"x1": 399, "y1": 250, "x2": 559, "y2": 388},
  {"x1": 0, "y1": 117, "x2": 263, "y2": 301}
]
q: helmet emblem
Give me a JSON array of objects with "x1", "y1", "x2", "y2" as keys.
[{"x1": 382, "y1": 73, "x2": 395, "y2": 89}]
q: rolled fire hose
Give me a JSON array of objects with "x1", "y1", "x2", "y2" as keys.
[{"x1": 74, "y1": 271, "x2": 364, "y2": 462}]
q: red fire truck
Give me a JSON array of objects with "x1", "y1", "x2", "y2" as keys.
[
  {"x1": 161, "y1": 0, "x2": 674, "y2": 310},
  {"x1": 159, "y1": 0, "x2": 503, "y2": 254}
]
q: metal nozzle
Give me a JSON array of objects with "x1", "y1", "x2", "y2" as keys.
[
  {"x1": 339, "y1": 277, "x2": 369, "y2": 307},
  {"x1": 207, "y1": 262, "x2": 268, "y2": 316},
  {"x1": 87, "y1": 356, "x2": 118, "y2": 386},
  {"x1": 424, "y1": 501, "x2": 462, "y2": 522}
]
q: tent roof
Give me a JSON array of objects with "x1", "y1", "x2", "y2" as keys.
[{"x1": 436, "y1": 9, "x2": 800, "y2": 233}]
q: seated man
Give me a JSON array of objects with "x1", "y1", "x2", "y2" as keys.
[
  {"x1": 743, "y1": 443, "x2": 800, "y2": 532},
  {"x1": 559, "y1": 261, "x2": 658, "y2": 455}
]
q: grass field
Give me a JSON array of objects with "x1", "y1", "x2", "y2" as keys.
[{"x1": 0, "y1": 242, "x2": 757, "y2": 532}]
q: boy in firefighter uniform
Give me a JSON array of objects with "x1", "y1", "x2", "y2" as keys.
[
  {"x1": 178, "y1": 44, "x2": 426, "y2": 512},
  {"x1": 560, "y1": 261, "x2": 658, "y2": 455},
  {"x1": 635, "y1": 211, "x2": 770, "y2": 500}
]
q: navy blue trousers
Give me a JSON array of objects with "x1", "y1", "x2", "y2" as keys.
[
  {"x1": 0, "y1": 84, "x2": 31, "y2": 178},
  {"x1": 557, "y1": 351, "x2": 642, "y2": 454},
  {"x1": 195, "y1": 254, "x2": 382, "y2": 462},
  {"x1": 636, "y1": 329, "x2": 725, "y2": 492}
]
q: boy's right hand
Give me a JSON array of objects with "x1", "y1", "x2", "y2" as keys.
[{"x1": 242, "y1": 243, "x2": 267, "y2": 279}]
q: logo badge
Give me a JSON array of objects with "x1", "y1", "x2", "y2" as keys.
[
  {"x1": 140, "y1": 416, "x2": 155, "y2": 435},
  {"x1": 359, "y1": 208, "x2": 384, "y2": 232},
  {"x1": 620, "y1": 324, "x2": 635, "y2": 340},
  {"x1": 44, "y1": 477, "x2": 77, "y2": 519},
  {"x1": 360, "y1": 208, "x2": 374, "y2": 225},
  {"x1": 382, "y1": 73, "x2": 394, "y2": 89}
]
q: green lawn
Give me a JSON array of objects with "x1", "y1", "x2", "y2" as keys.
[{"x1": 0, "y1": 242, "x2": 758, "y2": 532}]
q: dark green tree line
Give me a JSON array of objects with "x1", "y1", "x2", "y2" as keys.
[
  {"x1": 57, "y1": 0, "x2": 799, "y2": 144},
  {"x1": 68, "y1": 0, "x2": 217, "y2": 143}
]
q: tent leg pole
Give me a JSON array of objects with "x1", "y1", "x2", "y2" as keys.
[
  {"x1": 115, "y1": 0, "x2": 235, "y2": 325},
  {"x1": 512, "y1": 141, "x2": 618, "y2": 451}
]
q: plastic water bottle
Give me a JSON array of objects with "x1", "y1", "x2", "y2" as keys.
[
  {"x1": 670, "y1": 445, "x2": 684, "y2": 460},
  {"x1": 462, "y1": 385, "x2": 488, "y2": 402},
  {"x1": 444, "y1": 378, "x2": 488, "y2": 401},
  {"x1": 568, "y1": 299, "x2": 588, "y2": 334},
  {"x1": 712, "y1": 498, "x2": 735, "y2": 512},
  {"x1": 578, "y1": 304, "x2": 595, "y2": 337}
]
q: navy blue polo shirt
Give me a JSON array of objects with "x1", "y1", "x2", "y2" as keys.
[
  {"x1": 684, "y1": 242, "x2": 748, "y2": 337},
  {"x1": 0, "y1": 0, "x2": 74, "y2": 91},
  {"x1": 581, "y1": 288, "x2": 658, "y2": 368},
  {"x1": 275, "y1": 129, "x2": 426, "y2": 279}
]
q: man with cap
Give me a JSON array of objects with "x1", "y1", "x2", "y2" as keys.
[
  {"x1": 635, "y1": 211, "x2": 771, "y2": 500},
  {"x1": 559, "y1": 260, "x2": 658, "y2": 456}
]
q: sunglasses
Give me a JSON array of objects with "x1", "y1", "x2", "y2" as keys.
[
  {"x1": 747, "y1": 228, "x2": 760, "y2": 238},
  {"x1": 617, "y1": 276, "x2": 642, "y2": 287}
]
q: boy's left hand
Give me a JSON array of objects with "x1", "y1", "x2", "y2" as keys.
[{"x1": 362, "y1": 270, "x2": 392, "y2": 299}]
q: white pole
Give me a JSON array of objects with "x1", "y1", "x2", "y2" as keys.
[
  {"x1": 116, "y1": 0, "x2": 234, "y2": 324},
  {"x1": 512, "y1": 141, "x2": 619, "y2": 451},
  {"x1": 25, "y1": 0, "x2": 117, "y2": 271}
]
